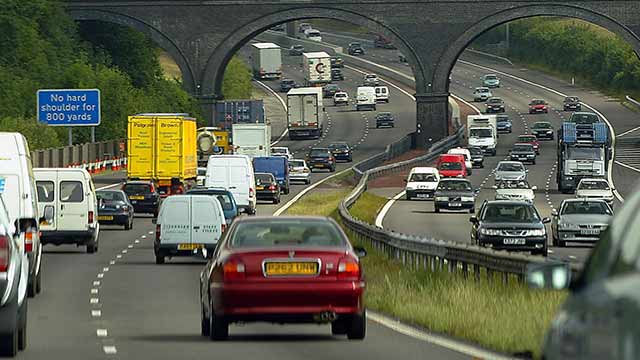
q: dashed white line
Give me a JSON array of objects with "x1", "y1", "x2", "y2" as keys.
[
  {"x1": 103, "y1": 346, "x2": 117, "y2": 355},
  {"x1": 90, "y1": 298, "x2": 99, "y2": 304},
  {"x1": 91, "y1": 310, "x2": 102, "y2": 318}
]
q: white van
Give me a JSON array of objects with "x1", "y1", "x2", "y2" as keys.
[
  {"x1": 153, "y1": 195, "x2": 225, "y2": 264},
  {"x1": 205, "y1": 155, "x2": 256, "y2": 214},
  {"x1": 404, "y1": 167, "x2": 440, "y2": 200},
  {"x1": 0, "y1": 132, "x2": 43, "y2": 297},
  {"x1": 447, "y1": 148, "x2": 473, "y2": 175},
  {"x1": 34, "y1": 168, "x2": 99, "y2": 253},
  {"x1": 304, "y1": 29, "x2": 322, "y2": 42},
  {"x1": 356, "y1": 87, "x2": 376, "y2": 111},
  {"x1": 375, "y1": 86, "x2": 389, "y2": 103}
]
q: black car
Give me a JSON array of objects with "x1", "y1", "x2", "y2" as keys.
[
  {"x1": 496, "y1": 115, "x2": 512, "y2": 133},
  {"x1": 531, "y1": 121, "x2": 554, "y2": 140},
  {"x1": 254, "y1": 173, "x2": 281, "y2": 204},
  {"x1": 331, "y1": 69, "x2": 344, "y2": 81},
  {"x1": 330, "y1": 57, "x2": 344, "y2": 68},
  {"x1": 289, "y1": 45, "x2": 304, "y2": 56},
  {"x1": 470, "y1": 200, "x2": 550, "y2": 256},
  {"x1": 328, "y1": 142, "x2": 353, "y2": 162},
  {"x1": 485, "y1": 97, "x2": 505, "y2": 113},
  {"x1": 468, "y1": 147, "x2": 485, "y2": 168},
  {"x1": 323, "y1": 84, "x2": 341, "y2": 98},
  {"x1": 96, "y1": 190, "x2": 134, "y2": 230},
  {"x1": 434, "y1": 179, "x2": 477, "y2": 213},
  {"x1": 563, "y1": 96, "x2": 581, "y2": 111},
  {"x1": 375, "y1": 112, "x2": 395, "y2": 128},
  {"x1": 306, "y1": 148, "x2": 336, "y2": 172},
  {"x1": 122, "y1": 180, "x2": 160, "y2": 216},
  {"x1": 348, "y1": 42, "x2": 365, "y2": 56},
  {"x1": 509, "y1": 143, "x2": 537, "y2": 164},
  {"x1": 280, "y1": 79, "x2": 296, "y2": 92}
]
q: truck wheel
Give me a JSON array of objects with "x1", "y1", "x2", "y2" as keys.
[{"x1": 347, "y1": 311, "x2": 366, "y2": 340}]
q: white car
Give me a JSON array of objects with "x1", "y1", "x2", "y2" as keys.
[
  {"x1": 447, "y1": 148, "x2": 473, "y2": 176},
  {"x1": 473, "y1": 87, "x2": 492, "y2": 102},
  {"x1": 404, "y1": 167, "x2": 440, "y2": 200},
  {"x1": 271, "y1": 146, "x2": 293, "y2": 160},
  {"x1": 493, "y1": 180, "x2": 537, "y2": 203},
  {"x1": 363, "y1": 74, "x2": 381, "y2": 86},
  {"x1": 196, "y1": 167, "x2": 206, "y2": 186},
  {"x1": 576, "y1": 178, "x2": 614, "y2": 205},
  {"x1": 289, "y1": 159, "x2": 311, "y2": 185},
  {"x1": 333, "y1": 91, "x2": 349, "y2": 106}
]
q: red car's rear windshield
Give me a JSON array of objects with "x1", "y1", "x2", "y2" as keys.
[{"x1": 229, "y1": 220, "x2": 346, "y2": 248}]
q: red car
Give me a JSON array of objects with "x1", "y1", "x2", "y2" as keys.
[
  {"x1": 517, "y1": 134, "x2": 540, "y2": 154},
  {"x1": 199, "y1": 216, "x2": 367, "y2": 340},
  {"x1": 528, "y1": 99, "x2": 549, "y2": 114}
]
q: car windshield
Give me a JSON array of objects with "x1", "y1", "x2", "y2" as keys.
[
  {"x1": 485, "y1": 75, "x2": 497, "y2": 80},
  {"x1": 567, "y1": 147, "x2": 603, "y2": 160},
  {"x1": 470, "y1": 128, "x2": 492, "y2": 138},
  {"x1": 570, "y1": 113, "x2": 599, "y2": 124},
  {"x1": 335, "y1": 93, "x2": 346, "y2": 98},
  {"x1": 410, "y1": 173, "x2": 437, "y2": 182},
  {"x1": 439, "y1": 162, "x2": 462, "y2": 170},
  {"x1": 255, "y1": 174, "x2": 274, "y2": 184},
  {"x1": 325, "y1": 85, "x2": 339, "y2": 90},
  {"x1": 351, "y1": 43, "x2": 361, "y2": 47},
  {"x1": 482, "y1": 204, "x2": 539, "y2": 222},
  {"x1": 469, "y1": 148, "x2": 483, "y2": 155},
  {"x1": 329, "y1": 144, "x2": 348, "y2": 150},
  {"x1": 578, "y1": 180, "x2": 610, "y2": 190},
  {"x1": 498, "y1": 163, "x2": 524, "y2": 172},
  {"x1": 290, "y1": 160, "x2": 305, "y2": 168},
  {"x1": 565, "y1": 97, "x2": 578, "y2": 102},
  {"x1": 518, "y1": 136, "x2": 536, "y2": 142},
  {"x1": 512, "y1": 144, "x2": 533, "y2": 152},
  {"x1": 488, "y1": 98, "x2": 502, "y2": 104},
  {"x1": 497, "y1": 116, "x2": 510, "y2": 123},
  {"x1": 377, "y1": 113, "x2": 392, "y2": 119},
  {"x1": 561, "y1": 201, "x2": 612, "y2": 215},
  {"x1": 533, "y1": 122, "x2": 551, "y2": 129},
  {"x1": 97, "y1": 191, "x2": 125, "y2": 202},
  {"x1": 310, "y1": 149, "x2": 329, "y2": 157},
  {"x1": 229, "y1": 219, "x2": 345, "y2": 248},
  {"x1": 531, "y1": 100, "x2": 545, "y2": 105},
  {"x1": 282, "y1": 79, "x2": 294, "y2": 85},
  {"x1": 365, "y1": 75, "x2": 376, "y2": 79},
  {"x1": 497, "y1": 181, "x2": 530, "y2": 189},
  {"x1": 123, "y1": 184, "x2": 151, "y2": 194},
  {"x1": 476, "y1": 88, "x2": 489, "y2": 93},
  {"x1": 437, "y1": 181, "x2": 471, "y2": 191}
]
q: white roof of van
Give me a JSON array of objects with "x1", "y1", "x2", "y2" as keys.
[{"x1": 252, "y1": 42, "x2": 280, "y2": 49}]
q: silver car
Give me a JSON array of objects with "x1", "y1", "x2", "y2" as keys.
[
  {"x1": 494, "y1": 161, "x2": 527, "y2": 184},
  {"x1": 289, "y1": 159, "x2": 311, "y2": 185},
  {"x1": 482, "y1": 74, "x2": 500, "y2": 88},
  {"x1": 576, "y1": 178, "x2": 614, "y2": 206},
  {"x1": 551, "y1": 198, "x2": 613, "y2": 247},
  {"x1": 473, "y1": 87, "x2": 492, "y2": 102},
  {"x1": 493, "y1": 180, "x2": 536, "y2": 203}
]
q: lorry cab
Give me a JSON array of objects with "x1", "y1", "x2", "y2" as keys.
[
  {"x1": 252, "y1": 156, "x2": 290, "y2": 194},
  {"x1": 356, "y1": 87, "x2": 376, "y2": 111},
  {"x1": 205, "y1": 155, "x2": 256, "y2": 215},
  {"x1": 375, "y1": 86, "x2": 389, "y2": 103},
  {"x1": 0, "y1": 132, "x2": 43, "y2": 297},
  {"x1": 437, "y1": 154, "x2": 467, "y2": 178},
  {"x1": 35, "y1": 168, "x2": 100, "y2": 254},
  {"x1": 153, "y1": 194, "x2": 225, "y2": 264},
  {"x1": 405, "y1": 167, "x2": 440, "y2": 200}
]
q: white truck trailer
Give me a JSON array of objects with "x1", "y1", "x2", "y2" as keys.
[
  {"x1": 251, "y1": 43, "x2": 282, "y2": 80},
  {"x1": 286, "y1": 87, "x2": 324, "y2": 140},
  {"x1": 231, "y1": 123, "x2": 272, "y2": 158},
  {"x1": 303, "y1": 52, "x2": 331, "y2": 86}
]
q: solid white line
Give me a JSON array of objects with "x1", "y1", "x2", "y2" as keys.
[
  {"x1": 375, "y1": 191, "x2": 406, "y2": 228},
  {"x1": 615, "y1": 160, "x2": 640, "y2": 173},
  {"x1": 254, "y1": 79, "x2": 289, "y2": 146},
  {"x1": 617, "y1": 125, "x2": 640, "y2": 138}
]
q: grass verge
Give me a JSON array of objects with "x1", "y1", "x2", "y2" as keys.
[{"x1": 348, "y1": 192, "x2": 388, "y2": 224}]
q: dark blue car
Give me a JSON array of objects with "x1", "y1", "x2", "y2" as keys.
[
  {"x1": 185, "y1": 188, "x2": 239, "y2": 225},
  {"x1": 253, "y1": 156, "x2": 290, "y2": 194}
]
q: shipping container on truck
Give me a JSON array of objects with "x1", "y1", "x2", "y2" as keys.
[
  {"x1": 212, "y1": 100, "x2": 265, "y2": 128},
  {"x1": 303, "y1": 52, "x2": 332, "y2": 86},
  {"x1": 286, "y1": 87, "x2": 324, "y2": 140},
  {"x1": 231, "y1": 123, "x2": 272, "y2": 158},
  {"x1": 251, "y1": 43, "x2": 282, "y2": 80},
  {"x1": 127, "y1": 113, "x2": 197, "y2": 194}
]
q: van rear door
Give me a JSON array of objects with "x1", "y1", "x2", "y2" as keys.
[
  {"x1": 190, "y1": 196, "x2": 222, "y2": 246},
  {"x1": 36, "y1": 176, "x2": 56, "y2": 231},
  {"x1": 229, "y1": 164, "x2": 249, "y2": 207},
  {"x1": 160, "y1": 197, "x2": 190, "y2": 245},
  {"x1": 205, "y1": 163, "x2": 229, "y2": 188},
  {"x1": 58, "y1": 176, "x2": 88, "y2": 231}
]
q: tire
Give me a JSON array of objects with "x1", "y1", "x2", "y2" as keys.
[
  {"x1": 469, "y1": 207, "x2": 475, "y2": 214},
  {"x1": 558, "y1": 239, "x2": 566, "y2": 248},
  {"x1": 347, "y1": 311, "x2": 366, "y2": 340},
  {"x1": 35, "y1": 269, "x2": 42, "y2": 294},
  {"x1": 155, "y1": 253, "x2": 165, "y2": 264},
  {"x1": 434, "y1": 206, "x2": 440, "y2": 213},
  {"x1": 86, "y1": 241, "x2": 97, "y2": 254},
  {"x1": 306, "y1": 179, "x2": 311, "y2": 185},
  {"x1": 124, "y1": 220, "x2": 131, "y2": 230},
  {"x1": 330, "y1": 166, "x2": 336, "y2": 173},
  {"x1": 273, "y1": 197, "x2": 280, "y2": 204},
  {"x1": 405, "y1": 194, "x2": 411, "y2": 201},
  {"x1": 209, "y1": 302, "x2": 229, "y2": 341},
  {"x1": 331, "y1": 318, "x2": 349, "y2": 335},
  {"x1": 532, "y1": 160, "x2": 536, "y2": 165},
  {"x1": 27, "y1": 276, "x2": 36, "y2": 298},
  {"x1": 0, "y1": 330, "x2": 18, "y2": 357},
  {"x1": 201, "y1": 307, "x2": 210, "y2": 337},
  {"x1": 348, "y1": 157, "x2": 352, "y2": 162},
  {"x1": 17, "y1": 300, "x2": 26, "y2": 351}
]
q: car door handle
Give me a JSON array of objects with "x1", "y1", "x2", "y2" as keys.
[
  {"x1": 61, "y1": 204, "x2": 64, "y2": 210},
  {"x1": 228, "y1": 187, "x2": 236, "y2": 189},
  {"x1": 193, "y1": 226, "x2": 200, "y2": 230}
]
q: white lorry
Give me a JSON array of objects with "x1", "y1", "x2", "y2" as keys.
[
  {"x1": 303, "y1": 52, "x2": 331, "y2": 86},
  {"x1": 251, "y1": 43, "x2": 282, "y2": 80},
  {"x1": 467, "y1": 115, "x2": 497, "y2": 156},
  {"x1": 231, "y1": 123, "x2": 271, "y2": 158},
  {"x1": 356, "y1": 86, "x2": 377, "y2": 111},
  {"x1": 287, "y1": 87, "x2": 324, "y2": 140}
]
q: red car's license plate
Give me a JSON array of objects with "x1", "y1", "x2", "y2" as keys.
[{"x1": 264, "y1": 262, "x2": 318, "y2": 276}]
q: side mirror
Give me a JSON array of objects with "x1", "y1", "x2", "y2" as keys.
[
  {"x1": 39, "y1": 205, "x2": 54, "y2": 225},
  {"x1": 151, "y1": 218, "x2": 157, "y2": 224},
  {"x1": 526, "y1": 262, "x2": 571, "y2": 290},
  {"x1": 469, "y1": 216, "x2": 478, "y2": 223},
  {"x1": 531, "y1": 186, "x2": 538, "y2": 190},
  {"x1": 353, "y1": 246, "x2": 367, "y2": 258},
  {"x1": 474, "y1": 188, "x2": 481, "y2": 194},
  {"x1": 542, "y1": 217, "x2": 551, "y2": 224}
]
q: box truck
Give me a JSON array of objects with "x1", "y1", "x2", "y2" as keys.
[
  {"x1": 467, "y1": 115, "x2": 497, "y2": 156},
  {"x1": 303, "y1": 52, "x2": 331, "y2": 86},
  {"x1": 287, "y1": 87, "x2": 324, "y2": 140},
  {"x1": 231, "y1": 123, "x2": 271, "y2": 158},
  {"x1": 251, "y1": 43, "x2": 282, "y2": 80}
]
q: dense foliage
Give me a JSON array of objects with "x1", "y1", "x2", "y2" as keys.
[{"x1": 222, "y1": 56, "x2": 253, "y2": 100}]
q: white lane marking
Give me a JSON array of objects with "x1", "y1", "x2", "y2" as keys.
[
  {"x1": 91, "y1": 310, "x2": 102, "y2": 318},
  {"x1": 128, "y1": 244, "x2": 133, "y2": 248},
  {"x1": 375, "y1": 191, "x2": 407, "y2": 228},
  {"x1": 122, "y1": 250, "x2": 127, "y2": 254},
  {"x1": 569, "y1": 255, "x2": 577, "y2": 259},
  {"x1": 141, "y1": 235, "x2": 147, "y2": 239},
  {"x1": 134, "y1": 239, "x2": 140, "y2": 244},
  {"x1": 109, "y1": 260, "x2": 116, "y2": 265},
  {"x1": 615, "y1": 160, "x2": 640, "y2": 173},
  {"x1": 103, "y1": 346, "x2": 117, "y2": 355},
  {"x1": 617, "y1": 125, "x2": 640, "y2": 138},
  {"x1": 116, "y1": 255, "x2": 122, "y2": 259},
  {"x1": 255, "y1": 79, "x2": 288, "y2": 146},
  {"x1": 90, "y1": 298, "x2": 99, "y2": 304},
  {"x1": 102, "y1": 267, "x2": 109, "y2": 272},
  {"x1": 93, "y1": 281, "x2": 100, "y2": 286},
  {"x1": 97, "y1": 329, "x2": 108, "y2": 337},
  {"x1": 368, "y1": 311, "x2": 513, "y2": 360},
  {"x1": 91, "y1": 288, "x2": 99, "y2": 295},
  {"x1": 96, "y1": 182, "x2": 124, "y2": 191},
  {"x1": 97, "y1": 273, "x2": 104, "y2": 279},
  {"x1": 148, "y1": 231, "x2": 153, "y2": 234}
]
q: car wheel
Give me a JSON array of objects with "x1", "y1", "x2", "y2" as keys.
[
  {"x1": 28, "y1": 276, "x2": 36, "y2": 298},
  {"x1": 124, "y1": 220, "x2": 131, "y2": 230},
  {"x1": 0, "y1": 330, "x2": 18, "y2": 357},
  {"x1": 331, "y1": 318, "x2": 349, "y2": 335},
  {"x1": 35, "y1": 268, "x2": 42, "y2": 294},
  {"x1": 273, "y1": 197, "x2": 280, "y2": 204},
  {"x1": 434, "y1": 206, "x2": 440, "y2": 213},
  {"x1": 330, "y1": 166, "x2": 336, "y2": 172},
  {"x1": 201, "y1": 307, "x2": 211, "y2": 337},
  {"x1": 480, "y1": 163, "x2": 485, "y2": 168},
  {"x1": 347, "y1": 311, "x2": 366, "y2": 340},
  {"x1": 155, "y1": 252, "x2": 165, "y2": 264},
  {"x1": 209, "y1": 301, "x2": 229, "y2": 341},
  {"x1": 532, "y1": 160, "x2": 536, "y2": 165},
  {"x1": 86, "y1": 241, "x2": 97, "y2": 254},
  {"x1": 558, "y1": 239, "x2": 566, "y2": 248},
  {"x1": 469, "y1": 207, "x2": 475, "y2": 214},
  {"x1": 17, "y1": 300, "x2": 26, "y2": 351},
  {"x1": 405, "y1": 194, "x2": 412, "y2": 201},
  {"x1": 306, "y1": 179, "x2": 311, "y2": 185}
]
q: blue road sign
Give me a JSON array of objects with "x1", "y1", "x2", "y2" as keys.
[{"x1": 37, "y1": 89, "x2": 101, "y2": 126}]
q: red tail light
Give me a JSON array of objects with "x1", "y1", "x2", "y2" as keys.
[
  {"x1": 268, "y1": 185, "x2": 276, "y2": 191},
  {"x1": 249, "y1": 188, "x2": 255, "y2": 198},
  {"x1": 0, "y1": 235, "x2": 9, "y2": 272},
  {"x1": 223, "y1": 260, "x2": 245, "y2": 281},
  {"x1": 338, "y1": 258, "x2": 360, "y2": 280},
  {"x1": 155, "y1": 224, "x2": 161, "y2": 242},
  {"x1": 25, "y1": 231, "x2": 34, "y2": 253},
  {"x1": 221, "y1": 224, "x2": 227, "y2": 233},
  {"x1": 149, "y1": 184, "x2": 155, "y2": 193},
  {"x1": 88, "y1": 211, "x2": 94, "y2": 224}
]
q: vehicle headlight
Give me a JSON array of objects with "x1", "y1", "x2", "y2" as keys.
[
  {"x1": 435, "y1": 197, "x2": 448, "y2": 202},
  {"x1": 480, "y1": 228, "x2": 501, "y2": 236},
  {"x1": 525, "y1": 229, "x2": 546, "y2": 237},
  {"x1": 461, "y1": 196, "x2": 475, "y2": 202},
  {"x1": 406, "y1": 186, "x2": 415, "y2": 191},
  {"x1": 559, "y1": 223, "x2": 579, "y2": 230}
]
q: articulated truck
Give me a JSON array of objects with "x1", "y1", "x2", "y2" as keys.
[
  {"x1": 303, "y1": 52, "x2": 331, "y2": 86},
  {"x1": 287, "y1": 87, "x2": 324, "y2": 140},
  {"x1": 251, "y1": 43, "x2": 282, "y2": 80}
]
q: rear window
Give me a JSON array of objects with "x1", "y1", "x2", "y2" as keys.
[
  {"x1": 513, "y1": 144, "x2": 534, "y2": 152},
  {"x1": 498, "y1": 163, "x2": 524, "y2": 172},
  {"x1": 482, "y1": 204, "x2": 540, "y2": 223},
  {"x1": 36, "y1": 181, "x2": 54, "y2": 202},
  {"x1": 438, "y1": 180, "x2": 471, "y2": 191},
  {"x1": 578, "y1": 180, "x2": 610, "y2": 190},
  {"x1": 518, "y1": 136, "x2": 536, "y2": 142},
  {"x1": 97, "y1": 191, "x2": 124, "y2": 202},
  {"x1": 310, "y1": 149, "x2": 329, "y2": 157},
  {"x1": 60, "y1": 181, "x2": 84, "y2": 203},
  {"x1": 124, "y1": 184, "x2": 151, "y2": 194},
  {"x1": 439, "y1": 162, "x2": 462, "y2": 170},
  {"x1": 229, "y1": 220, "x2": 345, "y2": 248},
  {"x1": 410, "y1": 173, "x2": 437, "y2": 182},
  {"x1": 290, "y1": 160, "x2": 305, "y2": 167},
  {"x1": 256, "y1": 174, "x2": 274, "y2": 184},
  {"x1": 531, "y1": 100, "x2": 546, "y2": 105},
  {"x1": 533, "y1": 122, "x2": 551, "y2": 129},
  {"x1": 561, "y1": 201, "x2": 612, "y2": 215}
]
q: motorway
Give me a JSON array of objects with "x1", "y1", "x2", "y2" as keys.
[{"x1": 18, "y1": 37, "x2": 473, "y2": 360}]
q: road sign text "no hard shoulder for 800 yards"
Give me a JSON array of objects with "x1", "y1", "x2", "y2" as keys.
[{"x1": 37, "y1": 89, "x2": 101, "y2": 126}]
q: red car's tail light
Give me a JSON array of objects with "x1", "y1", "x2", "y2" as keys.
[
  {"x1": 25, "y1": 231, "x2": 34, "y2": 253},
  {"x1": 0, "y1": 235, "x2": 10, "y2": 272},
  {"x1": 223, "y1": 260, "x2": 245, "y2": 281},
  {"x1": 155, "y1": 224, "x2": 161, "y2": 242},
  {"x1": 338, "y1": 258, "x2": 360, "y2": 279}
]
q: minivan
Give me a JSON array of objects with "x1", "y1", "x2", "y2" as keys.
[
  {"x1": 35, "y1": 168, "x2": 100, "y2": 253},
  {"x1": 205, "y1": 155, "x2": 256, "y2": 215},
  {"x1": 253, "y1": 156, "x2": 290, "y2": 194},
  {"x1": 153, "y1": 195, "x2": 225, "y2": 264},
  {"x1": 436, "y1": 154, "x2": 467, "y2": 178},
  {"x1": 404, "y1": 167, "x2": 440, "y2": 200},
  {"x1": 375, "y1": 86, "x2": 389, "y2": 103},
  {"x1": 0, "y1": 132, "x2": 43, "y2": 297}
]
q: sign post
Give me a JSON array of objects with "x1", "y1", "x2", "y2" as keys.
[{"x1": 37, "y1": 89, "x2": 101, "y2": 145}]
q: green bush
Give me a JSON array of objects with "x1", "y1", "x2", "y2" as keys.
[{"x1": 222, "y1": 56, "x2": 253, "y2": 99}]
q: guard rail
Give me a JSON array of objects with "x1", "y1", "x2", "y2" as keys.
[{"x1": 30, "y1": 138, "x2": 126, "y2": 174}]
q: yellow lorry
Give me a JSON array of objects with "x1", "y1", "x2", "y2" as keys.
[{"x1": 127, "y1": 113, "x2": 197, "y2": 194}]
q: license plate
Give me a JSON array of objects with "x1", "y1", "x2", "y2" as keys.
[
  {"x1": 130, "y1": 200, "x2": 137, "y2": 204},
  {"x1": 316, "y1": 164, "x2": 325, "y2": 168},
  {"x1": 519, "y1": 158, "x2": 527, "y2": 161},
  {"x1": 264, "y1": 262, "x2": 318, "y2": 276},
  {"x1": 503, "y1": 238, "x2": 526, "y2": 245},
  {"x1": 98, "y1": 216, "x2": 113, "y2": 221},
  {"x1": 448, "y1": 202, "x2": 462, "y2": 207},
  {"x1": 417, "y1": 194, "x2": 430, "y2": 198},
  {"x1": 580, "y1": 229, "x2": 600, "y2": 235},
  {"x1": 129, "y1": 196, "x2": 144, "y2": 200},
  {"x1": 256, "y1": 186, "x2": 264, "y2": 190},
  {"x1": 178, "y1": 244, "x2": 203, "y2": 250}
]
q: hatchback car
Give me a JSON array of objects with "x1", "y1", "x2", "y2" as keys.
[
  {"x1": 485, "y1": 97, "x2": 505, "y2": 113},
  {"x1": 348, "y1": 42, "x2": 365, "y2": 56},
  {"x1": 186, "y1": 188, "x2": 239, "y2": 225},
  {"x1": 330, "y1": 57, "x2": 344, "y2": 68},
  {"x1": 468, "y1": 147, "x2": 485, "y2": 168},
  {"x1": 531, "y1": 121, "x2": 554, "y2": 140},
  {"x1": 96, "y1": 190, "x2": 134, "y2": 230},
  {"x1": 528, "y1": 99, "x2": 549, "y2": 114},
  {"x1": 328, "y1": 142, "x2": 353, "y2": 162},
  {"x1": 271, "y1": 146, "x2": 293, "y2": 160},
  {"x1": 563, "y1": 96, "x2": 581, "y2": 111},
  {"x1": 494, "y1": 161, "x2": 527, "y2": 183},
  {"x1": 434, "y1": 179, "x2": 477, "y2": 213},
  {"x1": 473, "y1": 87, "x2": 492, "y2": 102},
  {"x1": 363, "y1": 74, "x2": 380, "y2": 86},
  {"x1": 496, "y1": 115, "x2": 512, "y2": 133},
  {"x1": 471, "y1": 200, "x2": 550, "y2": 256},
  {"x1": 122, "y1": 180, "x2": 160, "y2": 216},
  {"x1": 333, "y1": 91, "x2": 349, "y2": 106},
  {"x1": 289, "y1": 159, "x2": 311, "y2": 185},
  {"x1": 517, "y1": 134, "x2": 540, "y2": 154},
  {"x1": 279, "y1": 79, "x2": 296, "y2": 92},
  {"x1": 576, "y1": 178, "x2": 614, "y2": 206},
  {"x1": 375, "y1": 112, "x2": 395, "y2": 128},
  {"x1": 199, "y1": 216, "x2": 367, "y2": 340},
  {"x1": 482, "y1": 74, "x2": 500, "y2": 88},
  {"x1": 289, "y1": 45, "x2": 304, "y2": 56},
  {"x1": 254, "y1": 173, "x2": 281, "y2": 204},
  {"x1": 509, "y1": 143, "x2": 537, "y2": 164},
  {"x1": 493, "y1": 180, "x2": 536, "y2": 203},
  {"x1": 323, "y1": 84, "x2": 341, "y2": 98},
  {"x1": 551, "y1": 198, "x2": 613, "y2": 247},
  {"x1": 331, "y1": 69, "x2": 345, "y2": 81},
  {"x1": 306, "y1": 148, "x2": 336, "y2": 172}
]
